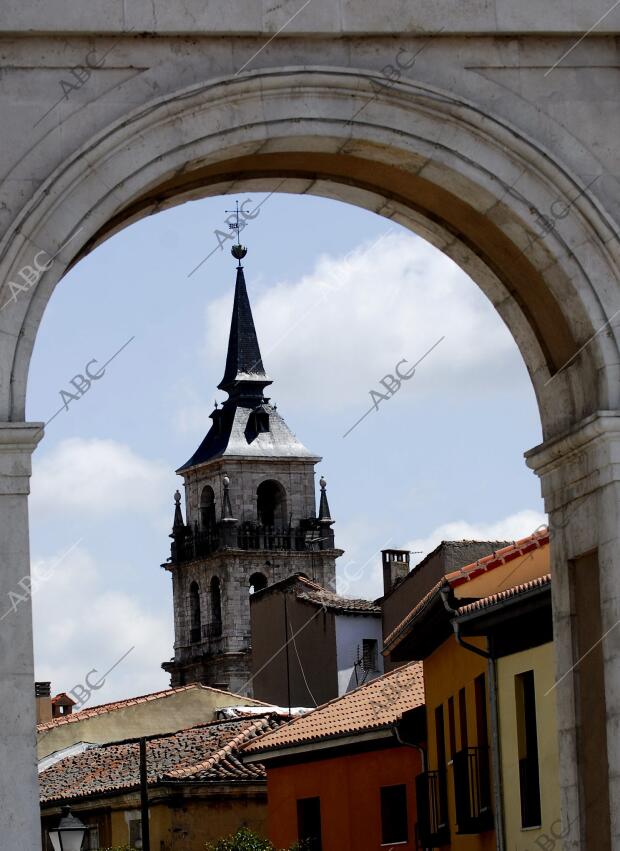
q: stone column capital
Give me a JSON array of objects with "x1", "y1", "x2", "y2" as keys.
[
  {"x1": 0, "y1": 422, "x2": 44, "y2": 494},
  {"x1": 525, "y1": 412, "x2": 620, "y2": 513}
]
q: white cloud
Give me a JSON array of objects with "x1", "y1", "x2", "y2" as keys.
[
  {"x1": 201, "y1": 231, "x2": 524, "y2": 413},
  {"x1": 31, "y1": 544, "x2": 171, "y2": 704},
  {"x1": 30, "y1": 437, "x2": 173, "y2": 515},
  {"x1": 329, "y1": 509, "x2": 546, "y2": 602},
  {"x1": 405, "y1": 509, "x2": 547, "y2": 560}
]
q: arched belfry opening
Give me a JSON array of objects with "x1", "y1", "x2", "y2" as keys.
[
  {"x1": 249, "y1": 572, "x2": 268, "y2": 595},
  {"x1": 200, "y1": 485, "x2": 216, "y2": 530},
  {"x1": 210, "y1": 576, "x2": 222, "y2": 637},
  {"x1": 257, "y1": 480, "x2": 288, "y2": 528},
  {"x1": 189, "y1": 581, "x2": 201, "y2": 644}
]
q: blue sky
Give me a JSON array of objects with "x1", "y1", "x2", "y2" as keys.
[{"x1": 27, "y1": 193, "x2": 545, "y2": 703}]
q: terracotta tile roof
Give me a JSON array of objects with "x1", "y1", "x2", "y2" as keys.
[
  {"x1": 456, "y1": 574, "x2": 551, "y2": 617},
  {"x1": 39, "y1": 716, "x2": 284, "y2": 804},
  {"x1": 37, "y1": 683, "x2": 268, "y2": 732},
  {"x1": 296, "y1": 584, "x2": 381, "y2": 615},
  {"x1": 256, "y1": 574, "x2": 380, "y2": 615},
  {"x1": 51, "y1": 693, "x2": 76, "y2": 706},
  {"x1": 447, "y1": 527, "x2": 549, "y2": 588},
  {"x1": 243, "y1": 662, "x2": 424, "y2": 756},
  {"x1": 382, "y1": 528, "x2": 550, "y2": 652}
]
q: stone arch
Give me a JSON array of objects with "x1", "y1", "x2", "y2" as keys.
[
  {"x1": 200, "y1": 485, "x2": 216, "y2": 530},
  {"x1": 0, "y1": 69, "x2": 618, "y2": 441},
  {"x1": 249, "y1": 572, "x2": 268, "y2": 595},
  {"x1": 2, "y1": 67, "x2": 620, "y2": 851},
  {"x1": 257, "y1": 479, "x2": 288, "y2": 527}
]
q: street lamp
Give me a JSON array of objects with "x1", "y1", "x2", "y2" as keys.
[{"x1": 48, "y1": 806, "x2": 87, "y2": 851}]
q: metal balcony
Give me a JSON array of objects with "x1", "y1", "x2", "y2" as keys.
[
  {"x1": 415, "y1": 769, "x2": 450, "y2": 848},
  {"x1": 453, "y1": 746, "x2": 493, "y2": 834}
]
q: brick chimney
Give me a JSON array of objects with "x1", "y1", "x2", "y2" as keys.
[
  {"x1": 382, "y1": 549, "x2": 410, "y2": 595},
  {"x1": 35, "y1": 681, "x2": 52, "y2": 724}
]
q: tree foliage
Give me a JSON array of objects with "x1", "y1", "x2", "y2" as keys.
[{"x1": 205, "y1": 827, "x2": 306, "y2": 851}]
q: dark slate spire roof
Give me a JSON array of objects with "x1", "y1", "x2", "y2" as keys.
[
  {"x1": 218, "y1": 266, "x2": 271, "y2": 399},
  {"x1": 177, "y1": 260, "x2": 317, "y2": 472}
]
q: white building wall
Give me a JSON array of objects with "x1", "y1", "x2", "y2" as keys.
[{"x1": 334, "y1": 614, "x2": 384, "y2": 695}]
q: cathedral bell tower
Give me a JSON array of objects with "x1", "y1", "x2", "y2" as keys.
[{"x1": 162, "y1": 230, "x2": 341, "y2": 696}]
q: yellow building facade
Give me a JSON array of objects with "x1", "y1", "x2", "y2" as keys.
[
  {"x1": 496, "y1": 643, "x2": 560, "y2": 850},
  {"x1": 422, "y1": 634, "x2": 495, "y2": 851},
  {"x1": 385, "y1": 528, "x2": 560, "y2": 850}
]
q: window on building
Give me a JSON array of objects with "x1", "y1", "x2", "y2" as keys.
[
  {"x1": 459, "y1": 687, "x2": 468, "y2": 750},
  {"x1": 448, "y1": 696, "x2": 457, "y2": 759},
  {"x1": 189, "y1": 581, "x2": 201, "y2": 643},
  {"x1": 210, "y1": 576, "x2": 222, "y2": 637},
  {"x1": 297, "y1": 796, "x2": 322, "y2": 851},
  {"x1": 249, "y1": 572, "x2": 268, "y2": 594},
  {"x1": 380, "y1": 784, "x2": 409, "y2": 844},
  {"x1": 515, "y1": 670, "x2": 542, "y2": 827},
  {"x1": 200, "y1": 485, "x2": 216, "y2": 529},
  {"x1": 475, "y1": 674, "x2": 489, "y2": 747},
  {"x1": 435, "y1": 704, "x2": 447, "y2": 771},
  {"x1": 362, "y1": 638, "x2": 378, "y2": 671},
  {"x1": 84, "y1": 826, "x2": 100, "y2": 850},
  {"x1": 129, "y1": 817, "x2": 142, "y2": 848},
  {"x1": 256, "y1": 479, "x2": 287, "y2": 527}
]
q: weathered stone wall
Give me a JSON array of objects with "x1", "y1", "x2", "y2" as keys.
[
  {"x1": 182, "y1": 458, "x2": 319, "y2": 526},
  {"x1": 165, "y1": 548, "x2": 338, "y2": 693}
]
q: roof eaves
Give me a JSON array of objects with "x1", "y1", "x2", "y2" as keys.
[
  {"x1": 455, "y1": 574, "x2": 551, "y2": 622},
  {"x1": 382, "y1": 577, "x2": 448, "y2": 653},
  {"x1": 447, "y1": 529, "x2": 549, "y2": 588},
  {"x1": 243, "y1": 726, "x2": 394, "y2": 763}
]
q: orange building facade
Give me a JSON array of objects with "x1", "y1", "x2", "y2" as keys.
[
  {"x1": 267, "y1": 745, "x2": 422, "y2": 851},
  {"x1": 243, "y1": 662, "x2": 425, "y2": 851}
]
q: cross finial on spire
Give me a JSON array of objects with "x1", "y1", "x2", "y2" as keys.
[{"x1": 225, "y1": 199, "x2": 247, "y2": 268}]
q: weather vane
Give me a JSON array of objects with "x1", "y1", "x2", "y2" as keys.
[{"x1": 224, "y1": 199, "x2": 248, "y2": 267}]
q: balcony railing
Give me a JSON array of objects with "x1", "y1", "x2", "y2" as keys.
[
  {"x1": 415, "y1": 769, "x2": 450, "y2": 848},
  {"x1": 453, "y1": 746, "x2": 493, "y2": 834},
  {"x1": 171, "y1": 528, "x2": 220, "y2": 563},
  {"x1": 237, "y1": 525, "x2": 307, "y2": 551},
  {"x1": 170, "y1": 521, "x2": 334, "y2": 564}
]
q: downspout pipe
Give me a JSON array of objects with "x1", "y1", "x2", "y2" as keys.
[
  {"x1": 440, "y1": 589, "x2": 505, "y2": 851},
  {"x1": 392, "y1": 722, "x2": 427, "y2": 773}
]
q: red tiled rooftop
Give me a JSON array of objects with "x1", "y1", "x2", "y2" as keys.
[
  {"x1": 39, "y1": 715, "x2": 284, "y2": 803},
  {"x1": 456, "y1": 574, "x2": 551, "y2": 617},
  {"x1": 243, "y1": 662, "x2": 424, "y2": 756},
  {"x1": 255, "y1": 574, "x2": 380, "y2": 615},
  {"x1": 447, "y1": 527, "x2": 549, "y2": 587},
  {"x1": 383, "y1": 527, "x2": 549, "y2": 652}
]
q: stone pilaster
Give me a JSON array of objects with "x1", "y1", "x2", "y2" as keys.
[
  {"x1": 526, "y1": 412, "x2": 620, "y2": 851},
  {"x1": 0, "y1": 423, "x2": 44, "y2": 850}
]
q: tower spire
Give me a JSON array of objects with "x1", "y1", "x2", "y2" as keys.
[
  {"x1": 318, "y1": 476, "x2": 332, "y2": 522},
  {"x1": 217, "y1": 215, "x2": 271, "y2": 404}
]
